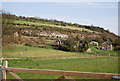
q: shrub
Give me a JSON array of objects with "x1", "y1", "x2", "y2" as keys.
[
  {"x1": 114, "y1": 47, "x2": 120, "y2": 51},
  {"x1": 58, "y1": 45, "x2": 70, "y2": 51},
  {"x1": 24, "y1": 43, "x2": 32, "y2": 46}
]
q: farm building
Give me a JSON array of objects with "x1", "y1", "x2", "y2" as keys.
[{"x1": 101, "y1": 41, "x2": 112, "y2": 50}]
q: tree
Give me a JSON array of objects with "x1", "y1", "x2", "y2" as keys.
[{"x1": 54, "y1": 36, "x2": 90, "y2": 52}]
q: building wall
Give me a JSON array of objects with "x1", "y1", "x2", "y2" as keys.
[{"x1": 102, "y1": 43, "x2": 112, "y2": 50}]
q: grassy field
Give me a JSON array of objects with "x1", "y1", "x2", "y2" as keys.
[
  {"x1": 3, "y1": 45, "x2": 118, "y2": 59},
  {"x1": 7, "y1": 57, "x2": 118, "y2": 73},
  {"x1": 6, "y1": 57, "x2": 118, "y2": 79},
  {"x1": 3, "y1": 45, "x2": 119, "y2": 79},
  {"x1": 3, "y1": 45, "x2": 104, "y2": 59}
]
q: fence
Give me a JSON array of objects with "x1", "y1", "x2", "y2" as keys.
[{"x1": 1, "y1": 61, "x2": 120, "y2": 81}]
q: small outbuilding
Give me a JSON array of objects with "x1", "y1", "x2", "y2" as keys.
[{"x1": 101, "y1": 41, "x2": 112, "y2": 50}]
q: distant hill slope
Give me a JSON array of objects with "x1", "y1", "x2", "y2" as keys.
[
  {"x1": 15, "y1": 19, "x2": 98, "y2": 33},
  {"x1": 2, "y1": 13, "x2": 120, "y2": 46}
]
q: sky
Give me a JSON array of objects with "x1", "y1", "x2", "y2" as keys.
[
  {"x1": 1, "y1": 0, "x2": 120, "y2": 2},
  {"x1": 1, "y1": 2, "x2": 119, "y2": 35}
]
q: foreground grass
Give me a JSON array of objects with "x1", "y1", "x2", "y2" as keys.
[
  {"x1": 3, "y1": 45, "x2": 119, "y2": 79},
  {"x1": 6, "y1": 57, "x2": 118, "y2": 79},
  {"x1": 7, "y1": 72, "x2": 105, "y2": 80},
  {"x1": 7, "y1": 57, "x2": 118, "y2": 73}
]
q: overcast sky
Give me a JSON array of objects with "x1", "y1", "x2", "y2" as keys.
[{"x1": 2, "y1": 2, "x2": 118, "y2": 35}]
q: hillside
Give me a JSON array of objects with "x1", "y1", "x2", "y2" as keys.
[{"x1": 2, "y1": 13, "x2": 120, "y2": 47}]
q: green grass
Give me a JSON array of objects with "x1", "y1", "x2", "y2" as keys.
[
  {"x1": 7, "y1": 72, "x2": 98, "y2": 80},
  {"x1": 3, "y1": 45, "x2": 119, "y2": 79},
  {"x1": 90, "y1": 46, "x2": 119, "y2": 56},
  {"x1": 3, "y1": 45, "x2": 101, "y2": 59},
  {"x1": 7, "y1": 72, "x2": 60, "y2": 79},
  {"x1": 3, "y1": 45, "x2": 119, "y2": 59},
  {"x1": 6, "y1": 57, "x2": 118, "y2": 79},
  {"x1": 7, "y1": 57, "x2": 118, "y2": 73}
]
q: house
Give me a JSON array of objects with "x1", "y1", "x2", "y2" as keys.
[
  {"x1": 101, "y1": 41, "x2": 112, "y2": 50},
  {"x1": 90, "y1": 41, "x2": 98, "y2": 46}
]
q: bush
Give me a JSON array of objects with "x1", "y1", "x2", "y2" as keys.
[
  {"x1": 114, "y1": 47, "x2": 120, "y2": 51},
  {"x1": 58, "y1": 45, "x2": 70, "y2": 51},
  {"x1": 24, "y1": 43, "x2": 32, "y2": 46}
]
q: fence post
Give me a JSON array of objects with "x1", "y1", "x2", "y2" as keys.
[{"x1": 2, "y1": 61, "x2": 8, "y2": 80}]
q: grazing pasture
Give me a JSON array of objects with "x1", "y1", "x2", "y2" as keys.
[
  {"x1": 6, "y1": 57, "x2": 118, "y2": 79},
  {"x1": 2, "y1": 45, "x2": 119, "y2": 79},
  {"x1": 3, "y1": 46, "x2": 103, "y2": 59}
]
